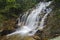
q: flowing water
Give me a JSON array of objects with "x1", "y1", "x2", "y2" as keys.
[{"x1": 7, "y1": 1, "x2": 52, "y2": 36}]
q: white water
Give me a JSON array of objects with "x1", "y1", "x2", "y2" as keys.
[{"x1": 7, "y1": 1, "x2": 52, "y2": 36}]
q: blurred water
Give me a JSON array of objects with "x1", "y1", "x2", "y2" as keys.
[
  {"x1": 50, "y1": 36, "x2": 60, "y2": 40},
  {"x1": 7, "y1": 1, "x2": 52, "y2": 36}
]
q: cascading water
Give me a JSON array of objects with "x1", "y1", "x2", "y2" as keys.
[{"x1": 7, "y1": 1, "x2": 52, "y2": 36}]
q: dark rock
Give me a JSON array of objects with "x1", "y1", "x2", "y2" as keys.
[{"x1": 0, "y1": 30, "x2": 15, "y2": 36}]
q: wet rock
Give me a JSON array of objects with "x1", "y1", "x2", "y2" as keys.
[{"x1": 0, "y1": 30, "x2": 15, "y2": 36}]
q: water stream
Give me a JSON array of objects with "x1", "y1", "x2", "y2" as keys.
[{"x1": 7, "y1": 1, "x2": 52, "y2": 36}]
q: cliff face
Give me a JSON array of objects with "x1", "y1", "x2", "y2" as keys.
[{"x1": 46, "y1": 0, "x2": 60, "y2": 38}]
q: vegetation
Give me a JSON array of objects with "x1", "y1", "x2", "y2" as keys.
[{"x1": 0, "y1": 0, "x2": 39, "y2": 30}]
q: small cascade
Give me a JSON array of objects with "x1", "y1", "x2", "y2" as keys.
[{"x1": 7, "y1": 1, "x2": 52, "y2": 36}]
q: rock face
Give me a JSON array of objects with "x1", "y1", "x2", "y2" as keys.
[{"x1": 0, "y1": 30, "x2": 14, "y2": 36}]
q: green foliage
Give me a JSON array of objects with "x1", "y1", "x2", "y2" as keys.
[{"x1": 0, "y1": 0, "x2": 39, "y2": 20}]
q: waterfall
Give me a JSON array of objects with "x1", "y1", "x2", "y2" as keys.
[{"x1": 7, "y1": 1, "x2": 52, "y2": 36}]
